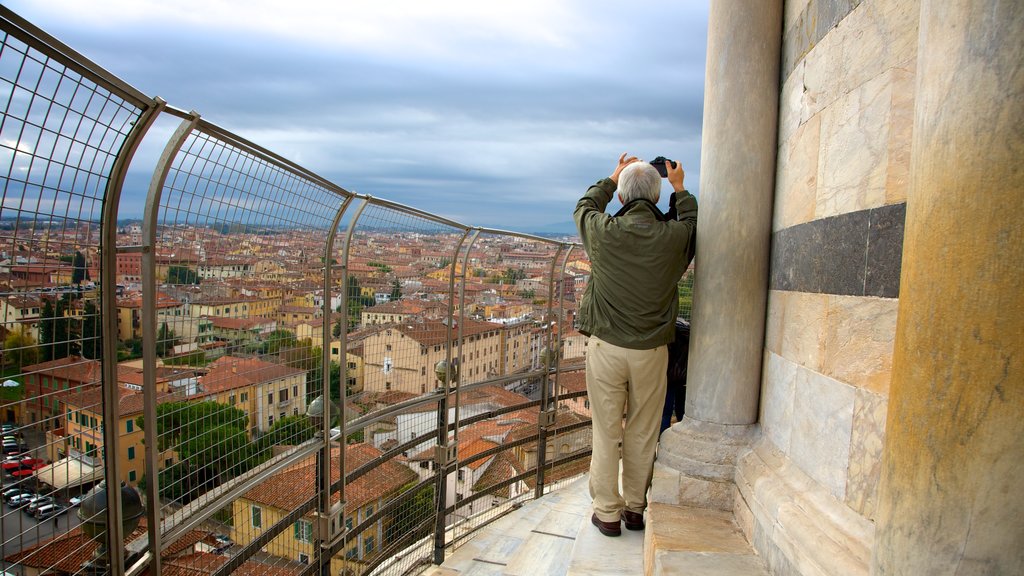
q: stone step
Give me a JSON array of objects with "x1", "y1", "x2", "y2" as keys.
[{"x1": 644, "y1": 503, "x2": 769, "y2": 576}]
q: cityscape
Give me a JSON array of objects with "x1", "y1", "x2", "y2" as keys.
[{"x1": 1, "y1": 213, "x2": 638, "y2": 574}]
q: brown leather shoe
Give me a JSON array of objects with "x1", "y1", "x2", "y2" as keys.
[
  {"x1": 591, "y1": 513, "x2": 621, "y2": 537},
  {"x1": 622, "y1": 510, "x2": 645, "y2": 531}
]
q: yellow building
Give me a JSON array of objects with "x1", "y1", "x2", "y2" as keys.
[
  {"x1": 231, "y1": 443, "x2": 417, "y2": 570},
  {"x1": 198, "y1": 355, "x2": 308, "y2": 434},
  {"x1": 60, "y1": 388, "x2": 166, "y2": 487},
  {"x1": 361, "y1": 318, "x2": 503, "y2": 394}
]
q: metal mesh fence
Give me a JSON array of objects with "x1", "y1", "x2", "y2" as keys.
[
  {"x1": 0, "y1": 8, "x2": 599, "y2": 576},
  {"x1": 0, "y1": 8, "x2": 156, "y2": 575}
]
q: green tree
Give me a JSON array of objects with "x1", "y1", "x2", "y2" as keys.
[
  {"x1": 137, "y1": 400, "x2": 267, "y2": 502},
  {"x1": 260, "y1": 414, "x2": 315, "y2": 448},
  {"x1": 39, "y1": 296, "x2": 79, "y2": 361},
  {"x1": 80, "y1": 300, "x2": 101, "y2": 360},
  {"x1": 386, "y1": 483, "x2": 435, "y2": 542},
  {"x1": 3, "y1": 325, "x2": 39, "y2": 369},
  {"x1": 502, "y1": 267, "x2": 527, "y2": 284},
  {"x1": 262, "y1": 329, "x2": 298, "y2": 355},
  {"x1": 156, "y1": 322, "x2": 179, "y2": 357},
  {"x1": 71, "y1": 250, "x2": 89, "y2": 286},
  {"x1": 167, "y1": 265, "x2": 200, "y2": 285},
  {"x1": 389, "y1": 279, "x2": 402, "y2": 301}
]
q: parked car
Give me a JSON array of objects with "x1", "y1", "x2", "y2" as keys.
[
  {"x1": 67, "y1": 496, "x2": 83, "y2": 507},
  {"x1": 9, "y1": 491, "x2": 36, "y2": 507},
  {"x1": 2, "y1": 486, "x2": 24, "y2": 499},
  {"x1": 2, "y1": 488, "x2": 30, "y2": 503},
  {"x1": 34, "y1": 502, "x2": 66, "y2": 520},
  {"x1": 26, "y1": 495, "x2": 55, "y2": 514}
]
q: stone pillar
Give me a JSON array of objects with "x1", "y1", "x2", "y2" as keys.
[
  {"x1": 872, "y1": 1, "x2": 1024, "y2": 574},
  {"x1": 655, "y1": 0, "x2": 782, "y2": 509}
]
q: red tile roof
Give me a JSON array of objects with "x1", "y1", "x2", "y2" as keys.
[{"x1": 242, "y1": 443, "x2": 417, "y2": 516}]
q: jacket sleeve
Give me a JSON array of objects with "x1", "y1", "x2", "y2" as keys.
[
  {"x1": 573, "y1": 178, "x2": 616, "y2": 247},
  {"x1": 672, "y1": 190, "x2": 698, "y2": 266}
]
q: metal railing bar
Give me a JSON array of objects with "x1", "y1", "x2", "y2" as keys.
[
  {"x1": 329, "y1": 476, "x2": 435, "y2": 558},
  {"x1": 160, "y1": 439, "x2": 320, "y2": 545},
  {"x1": 446, "y1": 449, "x2": 592, "y2": 516},
  {"x1": 358, "y1": 516, "x2": 436, "y2": 576},
  {"x1": 341, "y1": 365, "x2": 567, "y2": 434}
]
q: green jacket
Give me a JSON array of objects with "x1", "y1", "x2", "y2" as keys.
[{"x1": 574, "y1": 178, "x2": 697, "y2": 350}]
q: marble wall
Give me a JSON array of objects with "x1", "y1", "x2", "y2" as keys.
[{"x1": 740, "y1": 0, "x2": 921, "y2": 573}]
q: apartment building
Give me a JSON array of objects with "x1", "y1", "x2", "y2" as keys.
[
  {"x1": 198, "y1": 356, "x2": 308, "y2": 434},
  {"x1": 232, "y1": 443, "x2": 417, "y2": 569}
]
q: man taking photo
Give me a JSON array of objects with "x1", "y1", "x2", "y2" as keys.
[{"x1": 573, "y1": 153, "x2": 697, "y2": 537}]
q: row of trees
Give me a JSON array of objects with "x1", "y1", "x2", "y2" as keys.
[{"x1": 137, "y1": 401, "x2": 316, "y2": 503}]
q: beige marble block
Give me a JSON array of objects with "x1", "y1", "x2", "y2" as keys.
[
  {"x1": 816, "y1": 70, "x2": 895, "y2": 219},
  {"x1": 774, "y1": 113, "x2": 821, "y2": 231},
  {"x1": 790, "y1": 367, "x2": 855, "y2": 499},
  {"x1": 802, "y1": 0, "x2": 921, "y2": 119},
  {"x1": 779, "y1": 291, "x2": 828, "y2": 373},
  {"x1": 885, "y1": 64, "x2": 916, "y2": 205},
  {"x1": 761, "y1": 350, "x2": 797, "y2": 453},
  {"x1": 764, "y1": 289, "x2": 787, "y2": 354},
  {"x1": 822, "y1": 294, "x2": 898, "y2": 395},
  {"x1": 846, "y1": 388, "x2": 887, "y2": 519}
]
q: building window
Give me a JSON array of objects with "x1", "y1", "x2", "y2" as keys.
[
  {"x1": 293, "y1": 385, "x2": 298, "y2": 397},
  {"x1": 268, "y1": 415, "x2": 274, "y2": 427},
  {"x1": 241, "y1": 392, "x2": 248, "y2": 402},
  {"x1": 127, "y1": 446, "x2": 135, "y2": 460},
  {"x1": 364, "y1": 535, "x2": 375, "y2": 554},
  {"x1": 126, "y1": 419, "x2": 134, "y2": 433},
  {"x1": 280, "y1": 389, "x2": 288, "y2": 402},
  {"x1": 299, "y1": 553, "x2": 309, "y2": 565},
  {"x1": 294, "y1": 519, "x2": 313, "y2": 543},
  {"x1": 345, "y1": 517, "x2": 353, "y2": 531},
  {"x1": 129, "y1": 470, "x2": 136, "y2": 482},
  {"x1": 365, "y1": 505, "x2": 373, "y2": 518},
  {"x1": 267, "y1": 393, "x2": 273, "y2": 405},
  {"x1": 457, "y1": 469, "x2": 465, "y2": 482},
  {"x1": 346, "y1": 548, "x2": 357, "y2": 560},
  {"x1": 251, "y1": 506, "x2": 262, "y2": 528}
]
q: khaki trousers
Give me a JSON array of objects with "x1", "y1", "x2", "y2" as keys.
[{"x1": 586, "y1": 336, "x2": 668, "y2": 522}]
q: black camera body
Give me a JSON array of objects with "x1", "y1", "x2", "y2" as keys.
[{"x1": 649, "y1": 156, "x2": 677, "y2": 177}]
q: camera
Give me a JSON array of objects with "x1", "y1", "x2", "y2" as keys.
[{"x1": 649, "y1": 156, "x2": 676, "y2": 177}]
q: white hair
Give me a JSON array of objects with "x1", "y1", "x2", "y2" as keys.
[{"x1": 618, "y1": 162, "x2": 661, "y2": 203}]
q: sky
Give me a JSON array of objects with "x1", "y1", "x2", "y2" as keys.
[{"x1": 6, "y1": 0, "x2": 709, "y2": 234}]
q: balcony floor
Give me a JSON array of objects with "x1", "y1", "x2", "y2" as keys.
[
  {"x1": 421, "y1": 471, "x2": 770, "y2": 576},
  {"x1": 421, "y1": 475, "x2": 643, "y2": 576}
]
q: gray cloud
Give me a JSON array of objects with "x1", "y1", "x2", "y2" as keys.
[{"x1": 8, "y1": 0, "x2": 708, "y2": 232}]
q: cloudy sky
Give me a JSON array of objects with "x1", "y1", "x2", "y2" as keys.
[{"x1": 7, "y1": 0, "x2": 709, "y2": 234}]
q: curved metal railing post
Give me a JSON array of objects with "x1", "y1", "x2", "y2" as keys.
[
  {"x1": 334, "y1": 196, "x2": 369, "y2": 573},
  {"x1": 313, "y1": 194, "x2": 353, "y2": 576},
  {"x1": 433, "y1": 228, "x2": 472, "y2": 565},
  {"x1": 534, "y1": 244, "x2": 566, "y2": 498},
  {"x1": 140, "y1": 113, "x2": 201, "y2": 575},
  {"x1": 99, "y1": 95, "x2": 167, "y2": 576}
]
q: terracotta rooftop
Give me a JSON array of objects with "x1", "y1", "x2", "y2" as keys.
[{"x1": 241, "y1": 442, "x2": 417, "y2": 515}]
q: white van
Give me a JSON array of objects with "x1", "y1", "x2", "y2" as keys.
[{"x1": 34, "y1": 502, "x2": 66, "y2": 519}]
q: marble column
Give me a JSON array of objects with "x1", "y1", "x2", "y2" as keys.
[
  {"x1": 872, "y1": 1, "x2": 1024, "y2": 574},
  {"x1": 656, "y1": 0, "x2": 782, "y2": 509}
]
